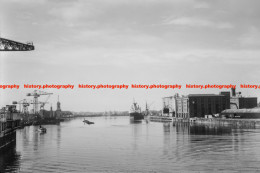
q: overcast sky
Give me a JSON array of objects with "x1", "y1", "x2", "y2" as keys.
[{"x1": 1, "y1": 0, "x2": 260, "y2": 112}]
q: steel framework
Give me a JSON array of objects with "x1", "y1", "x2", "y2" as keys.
[{"x1": 0, "y1": 37, "x2": 34, "y2": 51}]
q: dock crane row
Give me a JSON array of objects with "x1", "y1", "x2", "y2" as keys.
[
  {"x1": 17, "y1": 99, "x2": 30, "y2": 114},
  {"x1": 27, "y1": 90, "x2": 53, "y2": 114},
  {"x1": 0, "y1": 37, "x2": 34, "y2": 51}
]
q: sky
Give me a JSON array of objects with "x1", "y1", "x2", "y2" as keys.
[{"x1": 1, "y1": 0, "x2": 260, "y2": 112}]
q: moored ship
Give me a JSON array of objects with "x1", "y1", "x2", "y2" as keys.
[
  {"x1": 0, "y1": 105, "x2": 21, "y2": 151},
  {"x1": 130, "y1": 101, "x2": 144, "y2": 121}
]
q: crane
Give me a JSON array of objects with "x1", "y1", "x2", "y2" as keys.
[
  {"x1": 29, "y1": 101, "x2": 49, "y2": 110},
  {"x1": 39, "y1": 94, "x2": 51, "y2": 110},
  {"x1": 0, "y1": 37, "x2": 34, "y2": 51},
  {"x1": 12, "y1": 99, "x2": 30, "y2": 114},
  {"x1": 27, "y1": 90, "x2": 53, "y2": 114},
  {"x1": 17, "y1": 99, "x2": 30, "y2": 114}
]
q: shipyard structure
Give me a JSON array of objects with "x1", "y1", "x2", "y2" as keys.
[
  {"x1": 163, "y1": 88, "x2": 258, "y2": 119},
  {"x1": 0, "y1": 105, "x2": 21, "y2": 150},
  {"x1": 38, "y1": 96, "x2": 73, "y2": 119},
  {"x1": 0, "y1": 37, "x2": 32, "y2": 150}
]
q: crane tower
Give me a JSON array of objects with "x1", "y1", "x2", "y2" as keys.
[{"x1": 27, "y1": 90, "x2": 53, "y2": 114}]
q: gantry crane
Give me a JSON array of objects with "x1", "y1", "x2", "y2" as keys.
[
  {"x1": 40, "y1": 94, "x2": 51, "y2": 110},
  {"x1": 27, "y1": 90, "x2": 53, "y2": 114},
  {"x1": 17, "y1": 99, "x2": 30, "y2": 114},
  {"x1": 12, "y1": 99, "x2": 30, "y2": 114},
  {"x1": 29, "y1": 101, "x2": 49, "y2": 110},
  {"x1": 0, "y1": 37, "x2": 34, "y2": 51},
  {"x1": 31, "y1": 94, "x2": 52, "y2": 111}
]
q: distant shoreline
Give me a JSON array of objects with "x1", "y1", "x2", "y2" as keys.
[{"x1": 74, "y1": 114, "x2": 129, "y2": 117}]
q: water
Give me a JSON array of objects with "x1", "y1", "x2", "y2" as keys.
[{"x1": 1, "y1": 116, "x2": 260, "y2": 172}]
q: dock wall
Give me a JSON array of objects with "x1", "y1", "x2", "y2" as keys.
[{"x1": 186, "y1": 118, "x2": 260, "y2": 128}]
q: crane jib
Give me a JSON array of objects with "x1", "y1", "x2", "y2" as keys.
[{"x1": 0, "y1": 37, "x2": 35, "y2": 51}]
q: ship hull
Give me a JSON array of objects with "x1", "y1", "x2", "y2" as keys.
[{"x1": 130, "y1": 112, "x2": 144, "y2": 121}]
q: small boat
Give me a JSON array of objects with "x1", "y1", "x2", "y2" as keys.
[
  {"x1": 83, "y1": 119, "x2": 94, "y2": 125},
  {"x1": 38, "y1": 126, "x2": 47, "y2": 133}
]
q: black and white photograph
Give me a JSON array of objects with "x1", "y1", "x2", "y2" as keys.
[{"x1": 1, "y1": 0, "x2": 260, "y2": 172}]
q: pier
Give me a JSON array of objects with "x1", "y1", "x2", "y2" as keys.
[
  {"x1": 173, "y1": 118, "x2": 260, "y2": 129},
  {"x1": 194, "y1": 118, "x2": 259, "y2": 128},
  {"x1": 149, "y1": 115, "x2": 173, "y2": 122}
]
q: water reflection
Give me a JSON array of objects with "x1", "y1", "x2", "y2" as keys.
[
  {"x1": 130, "y1": 119, "x2": 142, "y2": 150},
  {"x1": 2, "y1": 117, "x2": 260, "y2": 172},
  {"x1": 173, "y1": 121, "x2": 243, "y2": 135},
  {"x1": 172, "y1": 122, "x2": 260, "y2": 172},
  {"x1": 173, "y1": 122, "x2": 190, "y2": 134},
  {"x1": 56, "y1": 124, "x2": 61, "y2": 149},
  {"x1": 0, "y1": 142, "x2": 21, "y2": 173},
  {"x1": 190, "y1": 124, "x2": 232, "y2": 135}
]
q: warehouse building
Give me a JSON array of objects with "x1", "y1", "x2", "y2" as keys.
[
  {"x1": 188, "y1": 93, "x2": 230, "y2": 118},
  {"x1": 174, "y1": 92, "x2": 230, "y2": 118},
  {"x1": 175, "y1": 94, "x2": 189, "y2": 118},
  {"x1": 172, "y1": 89, "x2": 258, "y2": 119}
]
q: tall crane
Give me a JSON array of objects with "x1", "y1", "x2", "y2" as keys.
[
  {"x1": 40, "y1": 94, "x2": 51, "y2": 110},
  {"x1": 27, "y1": 90, "x2": 53, "y2": 114},
  {"x1": 0, "y1": 37, "x2": 34, "y2": 51},
  {"x1": 18, "y1": 99, "x2": 30, "y2": 114},
  {"x1": 12, "y1": 99, "x2": 30, "y2": 114}
]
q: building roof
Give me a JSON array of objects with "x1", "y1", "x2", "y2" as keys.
[
  {"x1": 222, "y1": 108, "x2": 260, "y2": 114},
  {"x1": 188, "y1": 94, "x2": 224, "y2": 97},
  {"x1": 231, "y1": 96, "x2": 257, "y2": 99}
]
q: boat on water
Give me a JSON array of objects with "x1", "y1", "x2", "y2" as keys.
[
  {"x1": 149, "y1": 115, "x2": 173, "y2": 122},
  {"x1": 83, "y1": 119, "x2": 94, "y2": 125},
  {"x1": 130, "y1": 101, "x2": 144, "y2": 121},
  {"x1": 38, "y1": 126, "x2": 47, "y2": 133}
]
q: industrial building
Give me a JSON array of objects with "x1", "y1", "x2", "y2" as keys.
[
  {"x1": 55, "y1": 96, "x2": 62, "y2": 118},
  {"x1": 221, "y1": 88, "x2": 258, "y2": 118},
  {"x1": 230, "y1": 88, "x2": 257, "y2": 109},
  {"x1": 174, "y1": 92, "x2": 230, "y2": 119},
  {"x1": 39, "y1": 96, "x2": 67, "y2": 119},
  {"x1": 165, "y1": 88, "x2": 258, "y2": 119},
  {"x1": 175, "y1": 94, "x2": 189, "y2": 118},
  {"x1": 188, "y1": 93, "x2": 230, "y2": 118}
]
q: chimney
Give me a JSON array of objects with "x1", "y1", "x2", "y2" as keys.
[{"x1": 231, "y1": 88, "x2": 236, "y2": 97}]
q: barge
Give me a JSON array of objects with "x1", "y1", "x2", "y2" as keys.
[
  {"x1": 0, "y1": 105, "x2": 21, "y2": 150},
  {"x1": 149, "y1": 115, "x2": 173, "y2": 122}
]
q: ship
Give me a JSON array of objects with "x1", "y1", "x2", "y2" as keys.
[
  {"x1": 0, "y1": 104, "x2": 21, "y2": 151},
  {"x1": 130, "y1": 101, "x2": 144, "y2": 121}
]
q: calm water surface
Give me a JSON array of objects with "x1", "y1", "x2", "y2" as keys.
[{"x1": 1, "y1": 116, "x2": 260, "y2": 172}]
